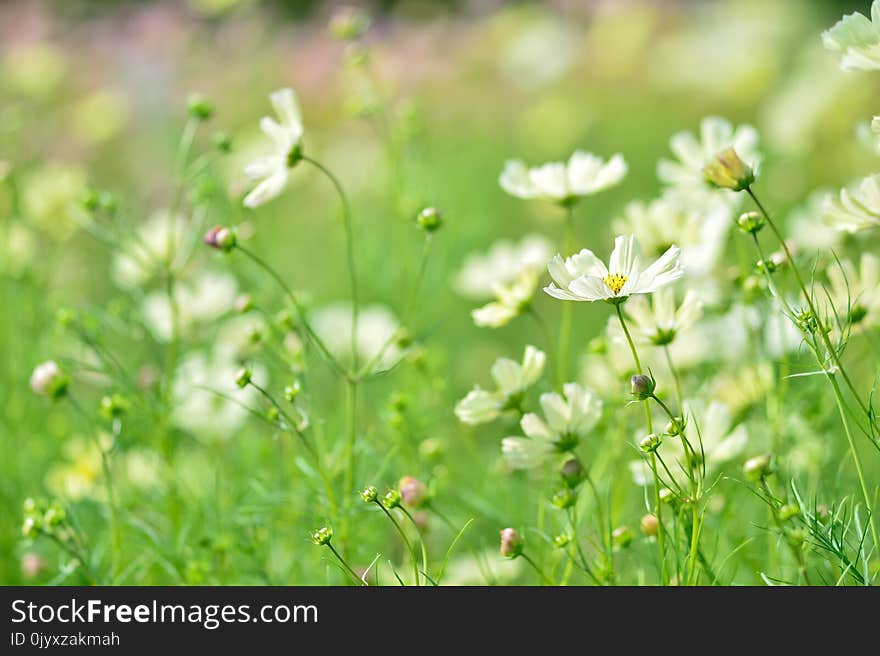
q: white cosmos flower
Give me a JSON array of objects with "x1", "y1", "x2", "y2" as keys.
[
  {"x1": 822, "y1": 1, "x2": 880, "y2": 71},
  {"x1": 499, "y1": 151, "x2": 627, "y2": 204},
  {"x1": 454, "y1": 233, "x2": 553, "y2": 300},
  {"x1": 658, "y1": 116, "x2": 760, "y2": 197},
  {"x1": 826, "y1": 253, "x2": 880, "y2": 330},
  {"x1": 502, "y1": 383, "x2": 601, "y2": 470},
  {"x1": 622, "y1": 287, "x2": 702, "y2": 346},
  {"x1": 822, "y1": 173, "x2": 880, "y2": 232},
  {"x1": 455, "y1": 345, "x2": 545, "y2": 425},
  {"x1": 544, "y1": 235, "x2": 684, "y2": 304},
  {"x1": 629, "y1": 400, "x2": 748, "y2": 487},
  {"x1": 472, "y1": 269, "x2": 540, "y2": 328},
  {"x1": 112, "y1": 210, "x2": 187, "y2": 288},
  {"x1": 242, "y1": 88, "x2": 304, "y2": 208},
  {"x1": 142, "y1": 271, "x2": 238, "y2": 341},
  {"x1": 311, "y1": 303, "x2": 403, "y2": 372}
]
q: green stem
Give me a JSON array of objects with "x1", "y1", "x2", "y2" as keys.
[
  {"x1": 325, "y1": 543, "x2": 366, "y2": 586},
  {"x1": 521, "y1": 552, "x2": 554, "y2": 586},
  {"x1": 303, "y1": 155, "x2": 359, "y2": 370},
  {"x1": 401, "y1": 507, "x2": 429, "y2": 584},
  {"x1": 377, "y1": 502, "x2": 420, "y2": 586}
]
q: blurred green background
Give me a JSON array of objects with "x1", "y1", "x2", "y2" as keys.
[{"x1": 2, "y1": 0, "x2": 879, "y2": 585}]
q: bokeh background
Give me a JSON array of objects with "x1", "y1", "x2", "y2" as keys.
[{"x1": 2, "y1": 0, "x2": 879, "y2": 585}]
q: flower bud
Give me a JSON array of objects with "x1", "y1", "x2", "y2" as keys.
[
  {"x1": 234, "y1": 294, "x2": 253, "y2": 314},
  {"x1": 559, "y1": 457, "x2": 585, "y2": 488},
  {"x1": 187, "y1": 93, "x2": 214, "y2": 121},
  {"x1": 612, "y1": 525, "x2": 633, "y2": 549},
  {"x1": 203, "y1": 225, "x2": 237, "y2": 252},
  {"x1": 630, "y1": 374, "x2": 655, "y2": 400},
  {"x1": 552, "y1": 533, "x2": 571, "y2": 549},
  {"x1": 100, "y1": 394, "x2": 130, "y2": 420},
  {"x1": 212, "y1": 131, "x2": 232, "y2": 153},
  {"x1": 755, "y1": 258, "x2": 777, "y2": 275},
  {"x1": 639, "y1": 433, "x2": 662, "y2": 454},
  {"x1": 743, "y1": 454, "x2": 772, "y2": 481},
  {"x1": 640, "y1": 513, "x2": 659, "y2": 536},
  {"x1": 360, "y1": 486, "x2": 378, "y2": 503},
  {"x1": 383, "y1": 489, "x2": 402, "y2": 509},
  {"x1": 21, "y1": 553, "x2": 46, "y2": 579},
  {"x1": 702, "y1": 147, "x2": 755, "y2": 191},
  {"x1": 551, "y1": 488, "x2": 576, "y2": 509},
  {"x1": 737, "y1": 211, "x2": 765, "y2": 234},
  {"x1": 665, "y1": 417, "x2": 685, "y2": 437},
  {"x1": 329, "y1": 6, "x2": 371, "y2": 41},
  {"x1": 398, "y1": 476, "x2": 428, "y2": 507},
  {"x1": 21, "y1": 516, "x2": 40, "y2": 539},
  {"x1": 311, "y1": 526, "x2": 333, "y2": 546},
  {"x1": 779, "y1": 503, "x2": 800, "y2": 522},
  {"x1": 30, "y1": 361, "x2": 68, "y2": 400},
  {"x1": 284, "y1": 381, "x2": 302, "y2": 402},
  {"x1": 416, "y1": 207, "x2": 442, "y2": 232},
  {"x1": 234, "y1": 367, "x2": 252, "y2": 389},
  {"x1": 499, "y1": 527, "x2": 523, "y2": 558},
  {"x1": 44, "y1": 503, "x2": 65, "y2": 527},
  {"x1": 266, "y1": 406, "x2": 280, "y2": 422}
]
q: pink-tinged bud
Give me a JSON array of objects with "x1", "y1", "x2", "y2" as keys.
[
  {"x1": 30, "y1": 361, "x2": 68, "y2": 399},
  {"x1": 203, "y1": 225, "x2": 236, "y2": 252},
  {"x1": 499, "y1": 527, "x2": 523, "y2": 558},
  {"x1": 640, "y1": 514, "x2": 659, "y2": 536},
  {"x1": 21, "y1": 552, "x2": 46, "y2": 579},
  {"x1": 702, "y1": 147, "x2": 755, "y2": 191},
  {"x1": 398, "y1": 476, "x2": 428, "y2": 507}
]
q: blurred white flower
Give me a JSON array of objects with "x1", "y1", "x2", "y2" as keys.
[
  {"x1": 442, "y1": 548, "x2": 522, "y2": 585},
  {"x1": 629, "y1": 400, "x2": 747, "y2": 486},
  {"x1": 143, "y1": 271, "x2": 238, "y2": 341},
  {"x1": 20, "y1": 162, "x2": 87, "y2": 238},
  {"x1": 243, "y1": 88, "x2": 304, "y2": 208},
  {"x1": 544, "y1": 235, "x2": 684, "y2": 303},
  {"x1": 455, "y1": 345, "x2": 545, "y2": 425},
  {"x1": 454, "y1": 233, "x2": 552, "y2": 300},
  {"x1": 172, "y1": 350, "x2": 263, "y2": 438},
  {"x1": 502, "y1": 383, "x2": 601, "y2": 469},
  {"x1": 786, "y1": 191, "x2": 844, "y2": 252},
  {"x1": 472, "y1": 269, "x2": 539, "y2": 328},
  {"x1": 612, "y1": 194, "x2": 731, "y2": 278},
  {"x1": 311, "y1": 303, "x2": 402, "y2": 371},
  {"x1": 822, "y1": 1, "x2": 880, "y2": 71},
  {"x1": 113, "y1": 210, "x2": 188, "y2": 288},
  {"x1": 623, "y1": 287, "x2": 702, "y2": 346},
  {"x1": 826, "y1": 253, "x2": 880, "y2": 330},
  {"x1": 500, "y1": 151, "x2": 627, "y2": 204},
  {"x1": 658, "y1": 117, "x2": 760, "y2": 198},
  {"x1": 822, "y1": 173, "x2": 880, "y2": 232}
]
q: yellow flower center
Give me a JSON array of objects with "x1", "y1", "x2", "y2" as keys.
[{"x1": 603, "y1": 273, "x2": 628, "y2": 295}]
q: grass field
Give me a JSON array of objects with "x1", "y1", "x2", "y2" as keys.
[{"x1": 2, "y1": 0, "x2": 880, "y2": 586}]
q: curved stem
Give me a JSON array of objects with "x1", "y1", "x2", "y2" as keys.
[
  {"x1": 520, "y1": 552, "x2": 554, "y2": 586},
  {"x1": 377, "y1": 502, "x2": 420, "y2": 586},
  {"x1": 303, "y1": 155, "x2": 359, "y2": 370},
  {"x1": 325, "y1": 543, "x2": 366, "y2": 586}
]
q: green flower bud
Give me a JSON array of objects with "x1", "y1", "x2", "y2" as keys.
[
  {"x1": 552, "y1": 533, "x2": 571, "y2": 549},
  {"x1": 416, "y1": 207, "x2": 442, "y2": 232},
  {"x1": 779, "y1": 503, "x2": 800, "y2": 522},
  {"x1": 737, "y1": 211, "x2": 765, "y2": 234},
  {"x1": 203, "y1": 225, "x2": 237, "y2": 252},
  {"x1": 44, "y1": 503, "x2": 66, "y2": 527},
  {"x1": 702, "y1": 147, "x2": 755, "y2": 191},
  {"x1": 630, "y1": 374, "x2": 655, "y2": 400},
  {"x1": 551, "y1": 488, "x2": 576, "y2": 509},
  {"x1": 639, "y1": 433, "x2": 663, "y2": 454},
  {"x1": 755, "y1": 258, "x2": 777, "y2": 275},
  {"x1": 284, "y1": 381, "x2": 302, "y2": 403},
  {"x1": 100, "y1": 394, "x2": 130, "y2": 420},
  {"x1": 743, "y1": 454, "x2": 773, "y2": 481},
  {"x1": 187, "y1": 93, "x2": 214, "y2": 121},
  {"x1": 234, "y1": 367, "x2": 252, "y2": 389},
  {"x1": 665, "y1": 417, "x2": 685, "y2": 436},
  {"x1": 266, "y1": 406, "x2": 280, "y2": 422},
  {"x1": 360, "y1": 486, "x2": 378, "y2": 503},
  {"x1": 640, "y1": 513, "x2": 659, "y2": 537},
  {"x1": 212, "y1": 131, "x2": 232, "y2": 153},
  {"x1": 612, "y1": 525, "x2": 633, "y2": 549},
  {"x1": 22, "y1": 516, "x2": 40, "y2": 539},
  {"x1": 311, "y1": 526, "x2": 333, "y2": 546},
  {"x1": 382, "y1": 489, "x2": 402, "y2": 509},
  {"x1": 499, "y1": 527, "x2": 523, "y2": 558}
]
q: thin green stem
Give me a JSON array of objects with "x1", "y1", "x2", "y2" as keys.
[
  {"x1": 302, "y1": 155, "x2": 359, "y2": 369},
  {"x1": 521, "y1": 552, "x2": 554, "y2": 586},
  {"x1": 377, "y1": 502, "x2": 420, "y2": 586},
  {"x1": 325, "y1": 543, "x2": 366, "y2": 586},
  {"x1": 401, "y1": 507, "x2": 429, "y2": 583}
]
